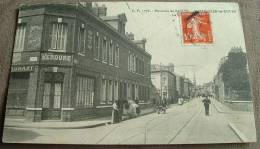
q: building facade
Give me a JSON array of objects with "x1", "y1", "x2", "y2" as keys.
[
  {"x1": 176, "y1": 75, "x2": 185, "y2": 98},
  {"x1": 6, "y1": 3, "x2": 152, "y2": 122},
  {"x1": 151, "y1": 70, "x2": 177, "y2": 104},
  {"x1": 183, "y1": 78, "x2": 193, "y2": 100}
]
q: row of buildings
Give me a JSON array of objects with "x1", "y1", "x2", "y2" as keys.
[
  {"x1": 6, "y1": 2, "x2": 195, "y2": 122},
  {"x1": 6, "y1": 3, "x2": 152, "y2": 122},
  {"x1": 151, "y1": 64, "x2": 194, "y2": 104}
]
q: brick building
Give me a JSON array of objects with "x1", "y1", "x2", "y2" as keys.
[{"x1": 6, "y1": 3, "x2": 152, "y2": 122}]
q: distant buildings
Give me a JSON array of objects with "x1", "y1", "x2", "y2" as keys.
[{"x1": 151, "y1": 64, "x2": 194, "y2": 104}]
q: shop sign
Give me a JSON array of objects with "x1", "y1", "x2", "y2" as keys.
[
  {"x1": 11, "y1": 66, "x2": 34, "y2": 72},
  {"x1": 41, "y1": 53, "x2": 72, "y2": 62}
]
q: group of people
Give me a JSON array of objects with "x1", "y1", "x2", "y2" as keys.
[
  {"x1": 111, "y1": 99, "x2": 141, "y2": 124},
  {"x1": 111, "y1": 95, "x2": 212, "y2": 124},
  {"x1": 156, "y1": 98, "x2": 168, "y2": 114}
]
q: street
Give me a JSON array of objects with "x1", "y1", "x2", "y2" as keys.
[{"x1": 3, "y1": 98, "x2": 255, "y2": 144}]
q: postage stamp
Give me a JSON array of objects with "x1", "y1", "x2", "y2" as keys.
[{"x1": 180, "y1": 11, "x2": 213, "y2": 45}]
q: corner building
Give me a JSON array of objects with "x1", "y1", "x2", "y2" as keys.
[{"x1": 6, "y1": 3, "x2": 152, "y2": 122}]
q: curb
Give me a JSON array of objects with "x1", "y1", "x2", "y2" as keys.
[
  {"x1": 5, "y1": 121, "x2": 111, "y2": 129},
  {"x1": 228, "y1": 122, "x2": 250, "y2": 143},
  {"x1": 5, "y1": 108, "x2": 156, "y2": 129}
]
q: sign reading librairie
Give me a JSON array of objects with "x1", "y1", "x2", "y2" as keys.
[{"x1": 11, "y1": 66, "x2": 34, "y2": 72}]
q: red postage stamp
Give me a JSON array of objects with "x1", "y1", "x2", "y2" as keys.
[{"x1": 180, "y1": 11, "x2": 213, "y2": 44}]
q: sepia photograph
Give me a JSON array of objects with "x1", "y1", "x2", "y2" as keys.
[{"x1": 2, "y1": 1, "x2": 257, "y2": 144}]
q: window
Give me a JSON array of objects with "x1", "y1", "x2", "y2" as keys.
[
  {"x1": 115, "y1": 45, "x2": 120, "y2": 67},
  {"x1": 99, "y1": 37, "x2": 102, "y2": 60},
  {"x1": 87, "y1": 30, "x2": 93, "y2": 50},
  {"x1": 108, "y1": 80, "x2": 113, "y2": 104},
  {"x1": 14, "y1": 24, "x2": 26, "y2": 52},
  {"x1": 7, "y1": 73, "x2": 29, "y2": 108},
  {"x1": 109, "y1": 42, "x2": 113, "y2": 65},
  {"x1": 114, "y1": 82, "x2": 118, "y2": 101},
  {"x1": 76, "y1": 76, "x2": 94, "y2": 108},
  {"x1": 53, "y1": 83, "x2": 62, "y2": 108},
  {"x1": 133, "y1": 55, "x2": 136, "y2": 72},
  {"x1": 135, "y1": 85, "x2": 139, "y2": 100},
  {"x1": 94, "y1": 32, "x2": 99, "y2": 59},
  {"x1": 100, "y1": 79, "x2": 117, "y2": 104},
  {"x1": 128, "y1": 52, "x2": 131, "y2": 71},
  {"x1": 127, "y1": 83, "x2": 131, "y2": 100},
  {"x1": 43, "y1": 83, "x2": 51, "y2": 108},
  {"x1": 102, "y1": 37, "x2": 107, "y2": 62},
  {"x1": 42, "y1": 73, "x2": 63, "y2": 109},
  {"x1": 130, "y1": 54, "x2": 134, "y2": 72},
  {"x1": 136, "y1": 57, "x2": 139, "y2": 73},
  {"x1": 101, "y1": 79, "x2": 107, "y2": 104},
  {"x1": 51, "y1": 23, "x2": 68, "y2": 51},
  {"x1": 78, "y1": 26, "x2": 86, "y2": 55}
]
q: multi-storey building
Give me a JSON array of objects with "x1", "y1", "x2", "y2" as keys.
[
  {"x1": 176, "y1": 75, "x2": 185, "y2": 98},
  {"x1": 6, "y1": 3, "x2": 152, "y2": 122},
  {"x1": 151, "y1": 65, "x2": 177, "y2": 104}
]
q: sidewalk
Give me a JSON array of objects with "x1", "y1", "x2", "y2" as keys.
[
  {"x1": 4, "y1": 107, "x2": 155, "y2": 129},
  {"x1": 212, "y1": 99, "x2": 256, "y2": 142},
  {"x1": 4, "y1": 116, "x2": 111, "y2": 129},
  {"x1": 212, "y1": 99, "x2": 253, "y2": 114}
]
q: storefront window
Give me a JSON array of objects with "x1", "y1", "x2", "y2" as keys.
[
  {"x1": 76, "y1": 76, "x2": 94, "y2": 108},
  {"x1": 7, "y1": 72, "x2": 29, "y2": 108}
]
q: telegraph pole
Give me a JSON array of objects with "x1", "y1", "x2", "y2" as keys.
[{"x1": 160, "y1": 63, "x2": 163, "y2": 100}]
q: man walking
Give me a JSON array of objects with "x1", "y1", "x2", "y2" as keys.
[{"x1": 202, "y1": 96, "x2": 211, "y2": 116}]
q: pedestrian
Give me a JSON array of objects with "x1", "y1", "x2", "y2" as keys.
[
  {"x1": 111, "y1": 100, "x2": 119, "y2": 124},
  {"x1": 162, "y1": 98, "x2": 167, "y2": 114},
  {"x1": 202, "y1": 96, "x2": 211, "y2": 116},
  {"x1": 135, "y1": 99, "x2": 141, "y2": 116}
]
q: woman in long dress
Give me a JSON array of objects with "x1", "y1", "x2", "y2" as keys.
[{"x1": 111, "y1": 100, "x2": 119, "y2": 124}]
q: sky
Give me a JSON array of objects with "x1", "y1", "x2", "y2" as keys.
[{"x1": 97, "y1": 2, "x2": 247, "y2": 85}]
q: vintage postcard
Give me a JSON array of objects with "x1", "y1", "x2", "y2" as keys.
[{"x1": 2, "y1": 2, "x2": 256, "y2": 144}]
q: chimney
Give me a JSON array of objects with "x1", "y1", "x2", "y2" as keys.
[
  {"x1": 98, "y1": 5, "x2": 107, "y2": 17},
  {"x1": 126, "y1": 32, "x2": 134, "y2": 40},
  {"x1": 92, "y1": 3, "x2": 107, "y2": 17},
  {"x1": 80, "y1": 2, "x2": 92, "y2": 9},
  {"x1": 134, "y1": 38, "x2": 147, "y2": 50},
  {"x1": 101, "y1": 13, "x2": 127, "y2": 34}
]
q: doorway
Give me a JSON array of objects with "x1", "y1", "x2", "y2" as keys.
[{"x1": 42, "y1": 72, "x2": 64, "y2": 120}]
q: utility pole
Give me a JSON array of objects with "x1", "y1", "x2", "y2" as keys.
[
  {"x1": 160, "y1": 63, "x2": 163, "y2": 101},
  {"x1": 175, "y1": 65, "x2": 197, "y2": 98}
]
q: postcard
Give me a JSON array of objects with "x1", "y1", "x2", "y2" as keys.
[{"x1": 2, "y1": 1, "x2": 256, "y2": 144}]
